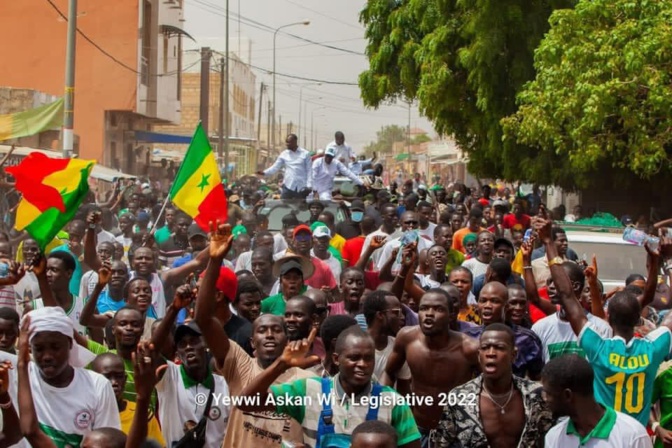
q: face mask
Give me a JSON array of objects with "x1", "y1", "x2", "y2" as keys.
[{"x1": 352, "y1": 211, "x2": 364, "y2": 223}]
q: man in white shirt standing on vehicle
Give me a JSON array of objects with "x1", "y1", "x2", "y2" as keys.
[
  {"x1": 326, "y1": 131, "x2": 355, "y2": 164},
  {"x1": 312, "y1": 147, "x2": 364, "y2": 201},
  {"x1": 257, "y1": 134, "x2": 312, "y2": 200}
]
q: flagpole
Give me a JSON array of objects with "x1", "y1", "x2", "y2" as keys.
[{"x1": 144, "y1": 195, "x2": 171, "y2": 247}]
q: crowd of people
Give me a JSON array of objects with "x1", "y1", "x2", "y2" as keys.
[{"x1": 0, "y1": 131, "x2": 668, "y2": 448}]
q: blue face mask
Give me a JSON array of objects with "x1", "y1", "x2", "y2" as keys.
[{"x1": 352, "y1": 211, "x2": 364, "y2": 223}]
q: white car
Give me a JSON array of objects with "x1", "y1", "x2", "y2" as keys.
[{"x1": 565, "y1": 229, "x2": 648, "y2": 291}]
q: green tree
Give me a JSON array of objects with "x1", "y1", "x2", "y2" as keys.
[
  {"x1": 363, "y1": 125, "x2": 407, "y2": 156},
  {"x1": 359, "y1": 0, "x2": 575, "y2": 183},
  {"x1": 412, "y1": 133, "x2": 431, "y2": 145},
  {"x1": 503, "y1": 0, "x2": 672, "y2": 188}
]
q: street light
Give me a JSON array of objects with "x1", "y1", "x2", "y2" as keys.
[{"x1": 272, "y1": 20, "x2": 310, "y2": 150}]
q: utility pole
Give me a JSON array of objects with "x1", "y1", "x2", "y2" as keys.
[
  {"x1": 267, "y1": 100, "x2": 271, "y2": 153},
  {"x1": 256, "y1": 82, "x2": 264, "y2": 148},
  {"x1": 279, "y1": 115, "x2": 282, "y2": 145},
  {"x1": 217, "y1": 57, "x2": 224, "y2": 161},
  {"x1": 310, "y1": 114, "x2": 314, "y2": 152},
  {"x1": 200, "y1": 47, "x2": 211, "y2": 135},
  {"x1": 224, "y1": 0, "x2": 231, "y2": 182},
  {"x1": 62, "y1": 0, "x2": 78, "y2": 158}
]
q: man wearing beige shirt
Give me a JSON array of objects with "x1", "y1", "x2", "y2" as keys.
[{"x1": 195, "y1": 224, "x2": 317, "y2": 448}]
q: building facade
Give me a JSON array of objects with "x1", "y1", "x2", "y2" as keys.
[{"x1": 0, "y1": 0, "x2": 184, "y2": 174}]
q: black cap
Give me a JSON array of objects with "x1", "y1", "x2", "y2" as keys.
[
  {"x1": 376, "y1": 190, "x2": 391, "y2": 200},
  {"x1": 174, "y1": 321, "x2": 202, "y2": 343},
  {"x1": 351, "y1": 200, "x2": 365, "y2": 212},
  {"x1": 188, "y1": 223, "x2": 207, "y2": 239},
  {"x1": 494, "y1": 237, "x2": 514, "y2": 251},
  {"x1": 279, "y1": 260, "x2": 303, "y2": 276}
]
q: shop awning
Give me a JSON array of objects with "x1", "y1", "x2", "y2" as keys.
[
  {"x1": 395, "y1": 153, "x2": 411, "y2": 161},
  {"x1": 133, "y1": 131, "x2": 192, "y2": 145}
]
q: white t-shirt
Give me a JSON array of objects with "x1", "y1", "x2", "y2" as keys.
[
  {"x1": 545, "y1": 409, "x2": 652, "y2": 448},
  {"x1": 79, "y1": 270, "x2": 101, "y2": 300},
  {"x1": 11, "y1": 362, "x2": 119, "y2": 447},
  {"x1": 374, "y1": 336, "x2": 411, "y2": 381},
  {"x1": 14, "y1": 272, "x2": 40, "y2": 314},
  {"x1": 234, "y1": 250, "x2": 253, "y2": 273},
  {"x1": 156, "y1": 361, "x2": 231, "y2": 448},
  {"x1": 419, "y1": 223, "x2": 437, "y2": 243},
  {"x1": 360, "y1": 229, "x2": 401, "y2": 268},
  {"x1": 115, "y1": 235, "x2": 132, "y2": 264},
  {"x1": 461, "y1": 258, "x2": 489, "y2": 279},
  {"x1": 375, "y1": 236, "x2": 432, "y2": 275},
  {"x1": 310, "y1": 250, "x2": 342, "y2": 282},
  {"x1": 416, "y1": 275, "x2": 441, "y2": 290},
  {"x1": 532, "y1": 312, "x2": 613, "y2": 363},
  {"x1": 129, "y1": 272, "x2": 166, "y2": 318},
  {"x1": 32, "y1": 296, "x2": 87, "y2": 336},
  {"x1": 273, "y1": 233, "x2": 288, "y2": 254}
]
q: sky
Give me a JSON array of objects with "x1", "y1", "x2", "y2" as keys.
[{"x1": 182, "y1": 0, "x2": 434, "y2": 151}]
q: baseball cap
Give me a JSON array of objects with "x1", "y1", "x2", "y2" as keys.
[
  {"x1": 376, "y1": 190, "x2": 391, "y2": 200},
  {"x1": 199, "y1": 266, "x2": 238, "y2": 302},
  {"x1": 351, "y1": 200, "x2": 365, "y2": 212},
  {"x1": 174, "y1": 321, "x2": 202, "y2": 344},
  {"x1": 325, "y1": 147, "x2": 336, "y2": 157},
  {"x1": 313, "y1": 226, "x2": 332, "y2": 239},
  {"x1": 273, "y1": 256, "x2": 315, "y2": 278},
  {"x1": 188, "y1": 223, "x2": 207, "y2": 239},
  {"x1": 293, "y1": 224, "x2": 312, "y2": 238},
  {"x1": 494, "y1": 237, "x2": 514, "y2": 252}
]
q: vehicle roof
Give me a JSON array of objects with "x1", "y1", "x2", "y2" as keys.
[{"x1": 565, "y1": 230, "x2": 631, "y2": 244}]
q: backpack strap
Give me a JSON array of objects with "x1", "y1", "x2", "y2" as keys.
[
  {"x1": 366, "y1": 383, "x2": 383, "y2": 421},
  {"x1": 316, "y1": 377, "x2": 335, "y2": 448}
]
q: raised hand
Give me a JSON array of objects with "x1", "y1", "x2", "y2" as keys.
[
  {"x1": 133, "y1": 341, "x2": 165, "y2": 401},
  {"x1": 98, "y1": 261, "x2": 112, "y2": 286},
  {"x1": 370, "y1": 235, "x2": 387, "y2": 250},
  {"x1": 18, "y1": 316, "x2": 31, "y2": 366},
  {"x1": 0, "y1": 360, "x2": 12, "y2": 395},
  {"x1": 400, "y1": 243, "x2": 418, "y2": 270},
  {"x1": 209, "y1": 221, "x2": 233, "y2": 259},
  {"x1": 173, "y1": 284, "x2": 195, "y2": 310},
  {"x1": 532, "y1": 207, "x2": 553, "y2": 243},
  {"x1": 86, "y1": 210, "x2": 101, "y2": 227},
  {"x1": 278, "y1": 327, "x2": 321, "y2": 370},
  {"x1": 584, "y1": 254, "x2": 598, "y2": 280},
  {"x1": 0, "y1": 261, "x2": 25, "y2": 286},
  {"x1": 29, "y1": 255, "x2": 46, "y2": 277}
]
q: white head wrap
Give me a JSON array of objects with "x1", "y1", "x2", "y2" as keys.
[{"x1": 24, "y1": 307, "x2": 96, "y2": 368}]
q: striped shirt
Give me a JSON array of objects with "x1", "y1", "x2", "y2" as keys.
[{"x1": 270, "y1": 375, "x2": 420, "y2": 447}]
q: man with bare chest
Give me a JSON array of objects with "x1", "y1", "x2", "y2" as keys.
[
  {"x1": 432, "y1": 324, "x2": 553, "y2": 447},
  {"x1": 382, "y1": 288, "x2": 479, "y2": 446}
]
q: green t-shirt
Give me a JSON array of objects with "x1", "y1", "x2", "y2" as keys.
[
  {"x1": 261, "y1": 286, "x2": 308, "y2": 316},
  {"x1": 270, "y1": 376, "x2": 421, "y2": 447},
  {"x1": 154, "y1": 226, "x2": 171, "y2": 245},
  {"x1": 86, "y1": 340, "x2": 157, "y2": 412},
  {"x1": 445, "y1": 248, "x2": 466, "y2": 273},
  {"x1": 653, "y1": 367, "x2": 672, "y2": 448}
]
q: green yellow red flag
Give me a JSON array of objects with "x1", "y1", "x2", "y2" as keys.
[
  {"x1": 169, "y1": 123, "x2": 227, "y2": 230},
  {"x1": 6, "y1": 152, "x2": 94, "y2": 250},
  {"x1": 0, "y1": 98, "x2": 64, "y2": 141}
]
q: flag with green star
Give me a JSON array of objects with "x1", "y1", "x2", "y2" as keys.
[{"x1": 169, "y1": 123, "x2": 228, "y2": 230}]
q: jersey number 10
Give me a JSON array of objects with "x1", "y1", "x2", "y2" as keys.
[{"x1": 605, "y1": 372, "x2": 645, "y2": 413}]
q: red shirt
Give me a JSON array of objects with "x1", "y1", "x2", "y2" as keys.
[
  {"x1": 342, "y1": 236, "x2": 366, "y2": 267},
  {"x1": 503, "y1": 213, "x2": 531, "y2": 231},
  {"x1": 307, "y1": 257, "x2": 337, "y2": 290}
]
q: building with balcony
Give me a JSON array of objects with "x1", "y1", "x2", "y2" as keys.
[
  {"x1": 154, "y1": 48, "x2": 259, "y2": 178},
  {"x1": 0, "y1": 0, "x2": 185, "y2": 174}
]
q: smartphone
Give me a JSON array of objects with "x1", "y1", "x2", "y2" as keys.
[
  {"x1": 399, "y1": 230, "x2": 418, "y2": 247},
  {"x1": 523, "y1": 229, "x2": 533, "y2": 243}
]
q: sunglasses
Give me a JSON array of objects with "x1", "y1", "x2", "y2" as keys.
[
  {"x1": 295, "y1": 234, "x2": 312, "y2": 242},
  {"x1": 316, "y1": 305, "x2": 331, "y2": 314}
]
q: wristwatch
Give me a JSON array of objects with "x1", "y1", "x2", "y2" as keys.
[{"x1": 548, "y1": 256, "x2": 564, "y2": 267}]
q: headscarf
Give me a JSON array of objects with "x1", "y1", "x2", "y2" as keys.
[
  {"x1": 24, "y1": 307, "x2": 96, "y2": 368},
  {"x1": 463, "y1": 233, "x2": 478, "y2": 246}
]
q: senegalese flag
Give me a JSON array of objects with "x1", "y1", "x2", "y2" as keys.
[
  {"x1": 170, "y1": 123, "x2": 227, "y2": 230},
  {"x1": 6, "y1": 152, "x2": 94, "y2": 250}
]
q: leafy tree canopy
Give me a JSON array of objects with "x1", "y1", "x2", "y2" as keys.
[
  {"x1": 359, "y1": 0, "x2": 577, "y2": 187},
  {"x1": 363, "y1": 124, "x2": 407, "y2": 156},
  {"x1": 503, "y1": 0, "x2": 672, "y2": 188}
]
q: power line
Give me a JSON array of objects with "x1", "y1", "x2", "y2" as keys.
[
  {"x1": 280, "y1": 0, "x2": 363, "y2": 31},
  {"x1": 44, "y1": 0, "x2": 188, "y2": 78},
  {"x1": 188, "y1": 0, "x2": 365, "y2": 56}
]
